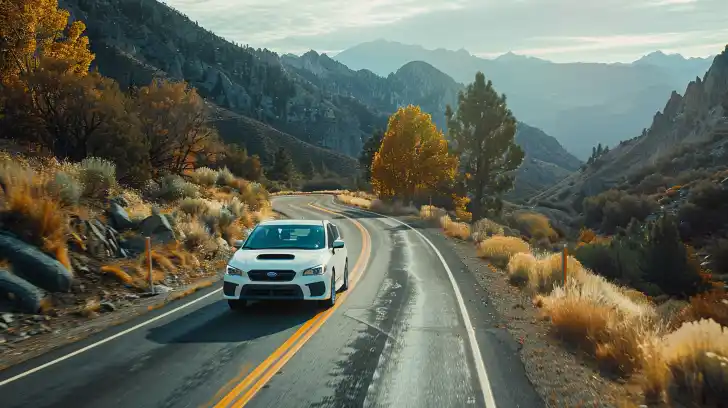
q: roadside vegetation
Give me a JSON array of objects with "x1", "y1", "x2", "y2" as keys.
[
  {"x1": 334, "y1": 64, "x2": 727, "y2": 407},
  {"x1": 0, "y1": 0, "x2": 272, "y2": 356}
]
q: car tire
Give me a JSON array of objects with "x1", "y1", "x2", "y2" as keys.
[
  {"x1": 340, "y1": 260, "x2": 349, "y2": 292},
  {"x1": 228, "y1": 299, "x2": 247, "y2": 311},
  {"x1": 319, "y1": 273, "x2": 336, "y2": 309}
]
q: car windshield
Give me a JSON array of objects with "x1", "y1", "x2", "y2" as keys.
[{"x1": 242, "y1": 224, "x2": 326, "y2": 250}]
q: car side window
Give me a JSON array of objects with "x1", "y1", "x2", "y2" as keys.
[
  {"x1": 326, "y1": 224, "x2": 335, "y2": 248},
  {"x1": 332, "y1": 224, "x2": 342, "y2": 239}
]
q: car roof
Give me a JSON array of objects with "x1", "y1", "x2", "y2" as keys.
[{"x1": 258, "y1": 219, "x2": 325, "y2": 227}]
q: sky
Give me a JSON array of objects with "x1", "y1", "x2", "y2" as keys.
[{"x1": 162, "y1": 0, "x2": 728, "y2": 63}]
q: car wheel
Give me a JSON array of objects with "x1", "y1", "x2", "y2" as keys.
[
  {"x1": 228, "y1": 299, "x2": 247, "y2": 311},
  {"x1": 320, "y1": 273, "x2": 336, "y2": 309},
  {"x1": 340, "y1": 260, "x2": 349, "y2": 292}
]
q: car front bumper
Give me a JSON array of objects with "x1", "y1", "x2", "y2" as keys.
[{"x1": 222, "y1": 274, "x2": 331, "y2": 301}]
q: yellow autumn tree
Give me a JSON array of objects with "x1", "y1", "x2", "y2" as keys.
[
  {"x1": 371, "y1": 105, "x2": 458, "y2": 202},
  {"x1": 0, "y1": 0, "x2": 94, "y2": 83},
  {"x1": 135, "y1": 79, "x2": 221, "y2": 176}
]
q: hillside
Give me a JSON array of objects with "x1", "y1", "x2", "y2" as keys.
[
  {"x1": 533, "y1": 46, "x2": 728, "y2": 208},
  {"x1": 281, "y1": 52, "x2": 461, "y2": 129},
  {"x1": 334, "y1": 40, "x2": 714, "y2": 159},
  {"x1": 508, "y1": 123, "x2": 582, "y2": 201},
  {"x1": 58, "y1": 0, "x2": 384, "y2": 162}
]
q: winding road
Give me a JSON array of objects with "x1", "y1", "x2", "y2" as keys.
[{"x1": 0, "y1": 195, "x2": 542, "y2": 408}]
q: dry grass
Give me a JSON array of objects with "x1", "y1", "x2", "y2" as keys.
[
  {"x1": 337, "y1": 194, "x2": 372, "y2": 209},
  {"x1": 189, "y1": 167, "x2": 218, "y2": 187},
  {"x1": 513, "y1": 211, "x2": 558, "y2": 242},
  {"x1": 167, "y1": 279, "x2": 214, "y2": 302},
  {"x1": 529, "y1": 253, "x2": 586, "y2": 294},
  {"x1": 477, "y1": 236, "x2": 531, "y2": 268},
  {"x1": 540, "y1": 275, "x2": 660, "y2": 375},
  {"x1": 642, "y1": 319, "x2": 728, "y2": 406},
  {"x1": 370, "y1": 199, "x2": 418, "y2": 215},
  {"x1": 439, "y1": 215, "x2": 471, "y2": 240},
  {"x1": 508, "y1": 252, "x2": 537, "y2": 287},
  {"x1": 0, "y1": 161, "x2": 69, "y2": 267},
  {"x1": 419, "y1": 205, "x2": 448, "y2": 222}
]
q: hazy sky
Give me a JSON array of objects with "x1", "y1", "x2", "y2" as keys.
[{"x1": 163, "y1": 0, "x2": 728, "y2": 62}]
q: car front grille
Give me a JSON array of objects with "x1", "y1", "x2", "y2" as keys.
[
  {"x1": 247, "y1": 270, "x2": 296, "y2": 282},
  {"x1": 239, "y1": 284, "x2": 303, "y2": 299}
]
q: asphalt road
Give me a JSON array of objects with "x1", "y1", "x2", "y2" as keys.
[{"x1": 0, "y1": 195, "x2": 542, "y2": 408}]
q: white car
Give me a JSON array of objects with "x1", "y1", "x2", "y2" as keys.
[{"x1": 223, "y1": 219, "x2": 349, "y2": 310}]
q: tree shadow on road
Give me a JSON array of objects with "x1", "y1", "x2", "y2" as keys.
[{"x1": 146, "y1": 300, "x2": 320, "y2": 344}]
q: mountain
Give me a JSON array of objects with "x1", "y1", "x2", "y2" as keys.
[
  {"x1": 508, "y1": 123, "x2": 583, "y2": 201},
  {"x1": 334, "y1": 40, "x2": 716, "y2": 159},
  {"x1": 57, "y1": 0, "x2": 383, "y2": 175},
  {"x1": 280, "y1": 51, "x2": 580, "y2": 196},
  {"x1": 280, "y1": 52, "x2": 461, "y2": 129},
  {"x1": 531, "y1": 46, "x2": 728, "y2": 206}
]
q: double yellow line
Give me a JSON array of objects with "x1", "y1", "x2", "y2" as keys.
[{"x1": 211, "y1": 203, "x2": 371, "y2": 408}]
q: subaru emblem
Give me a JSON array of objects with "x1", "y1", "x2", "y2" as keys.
[{"x1": 266, "y1": 271, "x2": 278, "y2": 278}]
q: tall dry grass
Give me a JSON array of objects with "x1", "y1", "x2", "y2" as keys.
[
  {"x1": 439, "y1": 215, "x2": 471, "y2": 240},
  {"x1": 477, "y1": 236, "x2": 531, "y2": 268}
]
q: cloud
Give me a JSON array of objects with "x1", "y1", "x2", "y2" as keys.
[{"x1": 162, "y1": 0, "x2": 472, "y2": 46}]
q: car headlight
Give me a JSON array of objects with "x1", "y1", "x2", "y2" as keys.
[
  {"x1": 302, "y1": 265, "x2": 325, "y2": 276},
  {"x1": 226, "y1": 265, "x2": 244, "y2": 276}
]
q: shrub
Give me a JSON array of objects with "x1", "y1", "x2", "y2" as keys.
[
  {"x1": 508, "y1": 253, "x2": 536, "y2": 287},
  {"x1": 708, "y1": 239, "x2": 728, "y2": 275},
  {"x1": 337, "y1": 194, "x2": 371, "y2": 209},
  {"x1": 477, "y1": 236, "x2": 530, "y2": 268},
  {"x1": 79, "y1": 157, "x2": 117, "y2": 199},
  {"x1": 216, "y1": 167, "x2": 235, "y2": 187},
  {"x1": 439, "y1": 215, "x2": 470, "y2": 240},
  {"x1": 529, "y1": 254, "x2": 585, "y2": 293},
  {"x1": 0, "y1": 166, "x2": 68, "y2": 262},
  {"x1": 471, "y1": 218, "x2": 505, "y2": 242},
  {"x1": 644, "y1": 319, "x2": 728, "y2": 406},
  {"x1": 178, "y1": 198, "x2": 213, "y2": 217},
  {"x1": 226, "y1": 196, "x2": 247, "y2": 219},
  {"x1": 680, "y1": 289, "x2": 728, "y2": 328},
  {"x1": 578, "y1": 228, "x2": 597, "y2": 244},
  {"x1": 511, "y1": 212, "x2": 558, "y2": 242},
  {"x1": 47, "y1": 171, "x2": 82, "y2": 206},
  {"x1": 189, "y1": 167, "x2": 218, "y2": 187},
  {"x1": 153, "y1": 175, "x2": 200, "y2": 201},
  {"x1": 420, "y1": 205, "x2": 447, "y2": 222},
  {"x1": 583, "y1": 189, "x2": 658, "y2": 233}
]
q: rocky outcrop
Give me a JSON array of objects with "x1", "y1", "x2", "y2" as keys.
[{"x1": 0, "y1": 233, "x2": 73, "y2": 293}]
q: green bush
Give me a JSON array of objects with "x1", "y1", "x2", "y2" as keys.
[
  {"x1": 216, "y1": 167, "x2": 235, "y2": 187},
  {"x1": 79, "y1": 157, "x2": 117, "y2": 199},
  {"x1": 300, "y1": 178, "x2": 345, "y2": 192},
  {"x1": 583, "y1": 189, "x2": 657, "y2": 233},
  {"x1": 707, "y1": 238, "x2": 728, "y2": 275},
  {"x1": 153, "y1": 175, "x2": 200, "y2": 202},
  {"x1": 190, "y1": 167, "x2": 218, "y2": 187},
  {"x1": 47, "y1": 171, "x2": 82, "y2": 206}
]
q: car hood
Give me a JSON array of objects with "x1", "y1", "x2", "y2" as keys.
[{"x1": 229, "y1": 248, "x2": 331, "y2": 271}]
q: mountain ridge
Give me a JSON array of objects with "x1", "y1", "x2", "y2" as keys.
[{"x1": 334, "y1": 40, "x2": 716, "y2": 159}]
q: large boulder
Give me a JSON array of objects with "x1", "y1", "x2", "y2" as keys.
[
  {"x1": 139, "y1": 214, "x2": 175, "y2": 245},
  {"x1": 0, "y1": 232, "x2": 73, "y2": 292},
  {"x1": 0, "y1": 270, "x2": 45, "y2": 314},
  {"x1": 108, "y1": 202, "x2": 134, "y2": 231}
]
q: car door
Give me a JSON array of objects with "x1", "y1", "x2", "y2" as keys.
[
  {"x1": 331, "y1": 223, "x2": 346, "y2": 272},
  {"x1": 326, "y1": 223, "x2": 344, "y2": 286}
]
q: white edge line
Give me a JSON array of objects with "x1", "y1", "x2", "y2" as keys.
[
  {"x1": 326, "y1": 197, "x2": 497, "y2": 408},
  {"x1": 0, "y1": 288, "x2": 223, "y2": 387}
]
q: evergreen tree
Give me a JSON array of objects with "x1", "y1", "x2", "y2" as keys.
[
  {"x1": 300, "y1": 158, "x2": 315, "y2": 178},
  {"x1": 269, "y1": 147, "x2": 294, "y2": 182},
  {"x1": 359, "y1": 128, "x2": 384, "y2": 181},
  {"x1": 445, "y1": 72, "x2": 524, "y2": 219}
]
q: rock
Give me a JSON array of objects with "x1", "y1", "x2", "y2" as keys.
[
  {"x1": 33, "y1": 315, "x2": 50, "y2": 322},
  {"x1": 139, "y1": 214, "x2": 175, "y2": 245},
  {"x1": 125, "y1": 294, "x2": 140, "y2": 300},
  {"x1": 1, "y1": 313, "x2": 13, "y2": 325},
  {"x1": 108, "y1": 202, "x2": 134, "y2": 231},
  {"x1": 110, "y1": 195, "x2": 130, "y2": 207},
  {"x1": 0, "y1": 335, "x2": 5, "y2": 345},
  {"x1": 0, "y1": 271, "x2": 46, "y2": 314},
  {"x1": 100, "y1": 302, "x2": 116, "y2": 312},
  {"x1": 0, "y1": 232, "x2": 73, "y2": 292},
  {"x1": 119, "y1": 235, "x2": 147, "y2": 255},
  {"x1": 153, "y1": 284, "x2": 172, "y2": 294}
]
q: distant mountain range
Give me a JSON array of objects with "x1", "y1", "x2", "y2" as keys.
[{"x1": 334, "y1": 40, "x2": 715, "y2": 159}]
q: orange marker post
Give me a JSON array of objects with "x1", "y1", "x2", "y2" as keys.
[
  {"x1": 562, "y1": 243, "x2": 568, "y2": 288},
  {"x1": 146, "y1": 237, "x2": 155, "y2": 294}
]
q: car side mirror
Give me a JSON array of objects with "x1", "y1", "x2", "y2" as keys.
[
  {"x1": 333, "y1": 239, "x2": 345, "y2": 250},
  {"x1": 233, "y1": 239, "x2": 245, "y2": 249}
]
